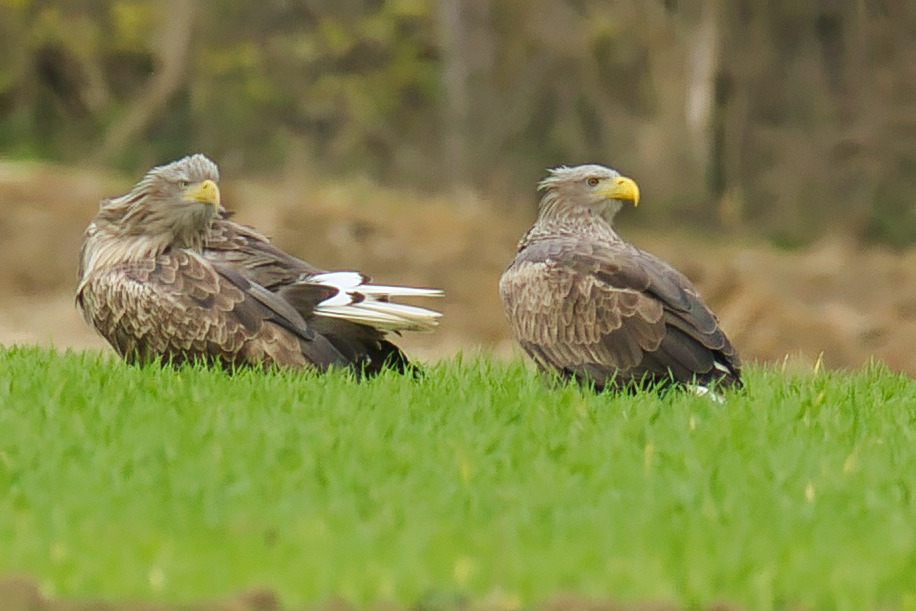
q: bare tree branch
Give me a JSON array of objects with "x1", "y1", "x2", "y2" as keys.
[
  {"x1": 92, "y1": 0, "x2": 197, "y2": 164},
  {"x1": 437, "y1": 0, "x2": 469, "y2": 185}
]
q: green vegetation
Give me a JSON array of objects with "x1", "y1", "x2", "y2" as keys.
[
  {"x1": 1, "y1": 346, "x2": 916, "y2": 609},
  {"x1": 3, "y1": 1, "x2": 916, "y2": 244}
]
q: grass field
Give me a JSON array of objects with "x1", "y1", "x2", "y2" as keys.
[{"x1": 2, "y1": 346, "x2": 916, "y2": 610}]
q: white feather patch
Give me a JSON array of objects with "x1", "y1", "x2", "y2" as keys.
[
  {"x1": 310, "y1": 271, "x2": 366, "y2": 290},
  {"x1": 686, "y1": 384, "x2": 725, "y2": 404},
  {"x1": 309, "y1": 270, "x2": 443, "y2": 332},
  {"x1": 713, "y1": 360, "x2": 732, "y2": 375}
]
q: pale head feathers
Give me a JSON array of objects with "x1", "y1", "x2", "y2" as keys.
[
  {"x1": 536, "y1": 164, "x2": 639, "y2": 225},
  {"x1": 150, "y1": 153, "x2": 220, "y2": 184},
  {"x1": 94, "y1": 153, "x2": 221, "y2": 252},
  {"x1": 537, "y1": 164, "x2": 622, "y2": 191}
]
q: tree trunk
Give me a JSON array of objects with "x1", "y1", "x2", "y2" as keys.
[
  {"x1": 437, "y1": 0, "x2": 469, "y2": 186},
  {"x1": 92, "y1": 0, "x2": 196, "y2": 164}
]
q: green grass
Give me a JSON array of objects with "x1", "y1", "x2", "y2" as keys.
[{"x1": 2, "y1": 346, "x2": 916, "y2": 610}]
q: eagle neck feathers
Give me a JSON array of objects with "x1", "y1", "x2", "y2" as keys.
[{"x1": 519, "y1": 191, "x2": 622, "y2": 251}]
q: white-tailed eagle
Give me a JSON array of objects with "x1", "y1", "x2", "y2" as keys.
[
  {"x1": 499, "y1": 164, "x2": 741, "y2": 392},
  {"x1": 77, "y1": 154, "x2": 442, "y2": 374}
]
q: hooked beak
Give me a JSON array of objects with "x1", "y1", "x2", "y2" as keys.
[
  {"x1": 598, "y1": 175, "x2": 640, "y2": 206},
  {"x1": 183, "y1": 179, "x2": 221, "y2": 210}
]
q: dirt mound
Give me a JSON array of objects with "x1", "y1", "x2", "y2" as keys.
[{"x1": 1, "y1": 161, "x2": 914, "y2": 374}]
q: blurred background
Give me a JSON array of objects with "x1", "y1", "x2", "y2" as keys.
[{"x1": 1, "y1": 0, "x2": 916, "y2": 372}]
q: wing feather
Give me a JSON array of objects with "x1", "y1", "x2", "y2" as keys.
[
  {"x1": 80, "y1": 249, "x2": 347, "y2": 369},
  {"x1": 205, "y1": 216, "x2": 322, "y2": 290},
  {"x1": 499, "y1": 236, "x2": 741, "y2": 390},
  {"x1": 203, "y1": 215, "x2": 440, "y2": 373}
]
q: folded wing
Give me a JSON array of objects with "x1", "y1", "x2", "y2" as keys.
[
  {"x1": 78, "y1": 249, "x2": 349, "y2": 369},
  {"x1": 499, "y1": 237, "x2": 741, "y2": 390},
  {"x1": 205, "y1": 215, "x2": 443, "y2": 373}
]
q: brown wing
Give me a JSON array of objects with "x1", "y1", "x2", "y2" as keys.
[
  {"x1": 77, "y1": 249, "x2": 347, "y2": 369},
  {"x1": 204, "y1": 215, "x2": 413, "y2": 374},
  {"x1": 499, "y1": 237, "x2": 741, "y2": 390},
  {"x1": 205, "y1": 216, "x2": 323, "y2": 290}
]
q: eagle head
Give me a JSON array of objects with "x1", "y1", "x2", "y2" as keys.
[
  {"x1": 537, "y1": 164, "x2": 640, "y2": 224},
  {"x1": 97, "y1": 153, "x2": 222, "y2": 251}
]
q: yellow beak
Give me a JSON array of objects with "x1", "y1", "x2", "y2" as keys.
[
  {"x1": 183, "y1": 179, "x2": 221, "y2": 209},
  {"x1": 599, "y1": 175, "x2": 640, "y2": 206}
]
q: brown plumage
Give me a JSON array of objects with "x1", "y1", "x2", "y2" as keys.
[
  {"x1": 204, "y1": 212, "x2": 443, "y2": 373},
  {"x1": 499, "y1": 164, "x2": 741, "y2": 392},
  {"x1": 77, "y1": 154, "x2": 442, "y2": 373}
]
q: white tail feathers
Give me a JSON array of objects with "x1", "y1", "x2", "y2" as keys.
[
  {"x1": 686, "y1": 384, "x2": 726, "y2": 404},
  {"x1": 308, "y1": 271, "x2": 366, "y2": 291},
  {"x1": 309, "y1": 271, "x2": 443, "y2": 333},
  {"x1": 354, "y1": 284, "x2": 444, "y2": 298}
]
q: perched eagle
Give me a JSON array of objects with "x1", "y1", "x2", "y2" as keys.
[
  {"x1": 499, "y1": 164, "x2": 741, "y2": 392},
  {"x1": 77, "y1": 154, "x2": 442, "y2": 373}
]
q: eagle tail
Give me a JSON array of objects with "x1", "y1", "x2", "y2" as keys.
[
  {"x1": 352, "y1": 284, "x2": 444, "y2": 298},
  {"x1": 315, "y1": 301, "x2": 442, "y2": 332},
  {"x1": 685, "y1": 384, "x2": 725, "y2": 403},
  {"x1": 309, "y1": 271, "x2": 443, "y2": 333}
]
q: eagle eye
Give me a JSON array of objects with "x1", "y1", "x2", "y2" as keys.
[
  {"x1": 177, "y1": 180, "x2": 190, "y2": 189},
  {"x1": 586, "y1": 177, "x2": 600, "y2": 187}
]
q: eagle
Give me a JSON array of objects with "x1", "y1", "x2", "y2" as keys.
[
  {"x1": 499, "y1": 164, "x2": 741, "y2": 392},
  {"x1": 77, "y1": 154, "x2": 442, "y2": 374}
]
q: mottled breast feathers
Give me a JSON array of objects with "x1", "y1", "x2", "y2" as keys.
[
  {"x1": 76, "y1": 154, "x2": 442, "y2": 374},
  {"x1": 500, "y1": 232, "x2": 742, "y2": 391},
  {"x1": 77, "y1": 247, "x2": 346, "y2": 368}
]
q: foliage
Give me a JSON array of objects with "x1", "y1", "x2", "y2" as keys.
[
  {"x1": 1, "y1": 1, "x2": 916, "y2": 243},
  {"x1": 2, "y1": 346, "x2": 916, "y2": 609}
]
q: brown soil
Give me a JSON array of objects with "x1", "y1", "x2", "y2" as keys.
[{"x1": 1, "y1": 160, "x2": 915, "y2": 374}]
